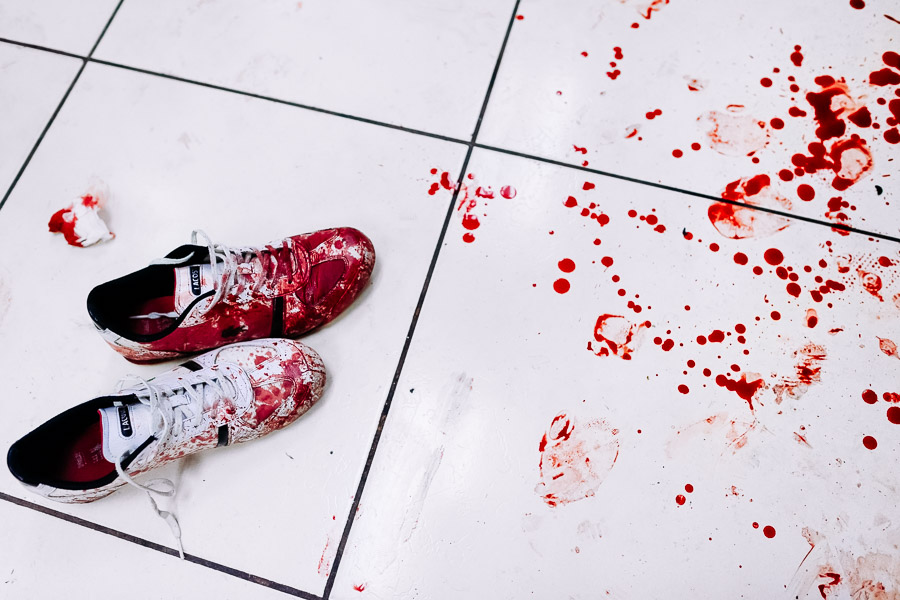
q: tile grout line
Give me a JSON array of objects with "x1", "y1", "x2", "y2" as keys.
[
  {"x1": 0, "y1": 37, "x2": 84, "y2": 60},
  {"x1": 0, "y1": 491, "x2": 321, "y2": 599},
  {"x1": 0, "y1": 1, "x2": 125, "y2": 213},
  {"x1": 321, "y1": 1, "x2": 522, "y2": 597},
  {"x1": 0, "y1": 41, "x2": 896, "y2": 244}
]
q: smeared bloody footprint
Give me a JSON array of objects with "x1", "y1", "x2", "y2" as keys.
[{"x1": 536, "y1": 413, "x2": 619, "y2": 507}]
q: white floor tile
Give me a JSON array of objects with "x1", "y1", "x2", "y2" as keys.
[
  {"x1": 0, "y1": 42, "x2": 80, "y2": 195},
  {"x1": 332, "y1": 149, "x2": 900, "y2": 599},
  {"x1": 93, "y1": 0, "x2": 517, "y2": 139},
  {"x1": 0, "y1": 0, "x2": 119, "y2": 55},
  {"x1": 479, "y1": 0, "x2": 900, "y2": 237},
  {"x1": 0, "y1": 499, "x2": 294, "y2": 600},
  {"x1": 0, "y1": 62, "x2": 466, "y2": 595}
]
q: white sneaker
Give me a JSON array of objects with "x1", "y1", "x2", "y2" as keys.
[{"x1": 7, "y1": 338, "x2": 326, "y2": 556}]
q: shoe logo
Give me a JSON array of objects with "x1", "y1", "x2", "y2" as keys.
[
  {"x1": 118, "y1": 405, "x2": 134, "y2": 438},
  {"x1": 190, "y1": 265, "x2": 202, "y2": 296}
]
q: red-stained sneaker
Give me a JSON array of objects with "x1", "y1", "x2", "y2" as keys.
[
  {"x1": 87, "y1": 228, "x2": 375, "y2": 362},
  {"x1": 6, "y1": 338, "x2": 325, "y2": 557}
]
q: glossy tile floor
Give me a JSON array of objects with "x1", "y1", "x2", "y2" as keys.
[{"x1": 0, "y1": 1, "x2": 898, "y2": 599}]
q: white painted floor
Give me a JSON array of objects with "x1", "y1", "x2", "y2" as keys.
[{"x1": 0, "y1": 1, "x2": 898, "y2": 599}]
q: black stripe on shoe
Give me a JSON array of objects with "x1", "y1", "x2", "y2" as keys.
[
  {"x1": 180, "y1": 360, "x2": 203, "y2": 372},
  {"x1": 216, "y1": 425, "x2": 229, "y2": 447},
  {"x1": 270, "y1": 296, "x2": 285, "y2": 337}
]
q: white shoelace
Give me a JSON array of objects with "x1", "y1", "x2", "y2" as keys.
[
  {"x1": 153, "y1": 230, "x2": 310, "y2": 316},
  {"x1": 113, "y1": 371, "x2": 237, "y2": 559}
]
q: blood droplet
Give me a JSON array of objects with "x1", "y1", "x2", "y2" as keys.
[
  {"x1": 764, "y1": 248, "x2": 784, "y2": 265},
  {"x1": 862, "y1": 435, "x2": 877, "y2": 449},
  {"x1": 797, "y1": 184, "x2": 815, "y2": 201},
  {"x1": 553, "y1": 279, "x2": 570, "y2": 294},
  {"x1": 675, "y1": 494, "x2": 686, "y2": 505},
  {"x1": 558, "y1": 258, "x2": 576, "y2": 273},
  {"x1": 763, "y1": 526, "x2": 776, "y2": 538},
  {"x1": 887, "y1": 406, "x2": 900, "y2": 424}
]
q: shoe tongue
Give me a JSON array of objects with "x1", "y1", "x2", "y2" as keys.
[
  {"x1": 173, "y1": 263, "x2": 215, "y2": 314},
  {"x1": 98, "y1": 401, "x2": 153, "y2": 463}
]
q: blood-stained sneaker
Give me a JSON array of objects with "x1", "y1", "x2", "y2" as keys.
[
  {"x1": 87, "y1": 228, "x2": 375, "y2": 363},
  {"x1": 6, "y1": 339, "x2": 325, "y2": 556}
]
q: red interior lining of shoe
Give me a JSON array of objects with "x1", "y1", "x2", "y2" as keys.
[
  {"x1": 126, "y1": 295, "x2": 177, "y2": 336},
  {"x1": 53, "y1": 419, "x2": 115, "y2": 483}
]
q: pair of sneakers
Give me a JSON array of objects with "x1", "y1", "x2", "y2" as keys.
[{"x1": 7, "y1": 227, "x2": 375, "y2": 557}]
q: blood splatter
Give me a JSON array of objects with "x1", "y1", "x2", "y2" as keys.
[
  {"x1": 715, "y1": 373, "x2": 766, "y2": 410},
  {"x1": 763, "y1": 526, "x2": 776, "y2": 538},
  {"x1": 862, "y1": 389, "x2": 878, "y2": 404},
  {"x1": 353, "y1": 584, "x2": 366, "y2": 592},
  {"x1": 461, "y1": 214, "x2": 480, "y2": 230},
  {"x1": 536, "y1": 413, "x2": 619, "y2": 507},
  {"x1": 678, "y1": 384, "x2": 689, "y2": 394},
  {"x1": 639, "y1": 0, "x2": 670, "y2": 19},
  {"x1": 870, "y1": 69, "x2": 900, "y2": 86},
  {"x1": 862, "y1": 435, "x2": 877, "y2": 449},
  {"x1": 675, "y1": 494, "x2": 686, "y2": 505},
  {"x1": 554, "y1": 279, "x2": 571, "y2": 294},
  {"x1": 589, "y1": 314, "x2": 649, "y2": 360},
  {"x1": 790, "y1": 45, "x2": 803, "y2": 67},
  {"x1": 500, "y1": 185, "x2": 517, "y2": 199}
]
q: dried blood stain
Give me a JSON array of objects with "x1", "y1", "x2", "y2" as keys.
[{"x1": 877, "y1": 337, "x2": 898, "y2": 358}]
